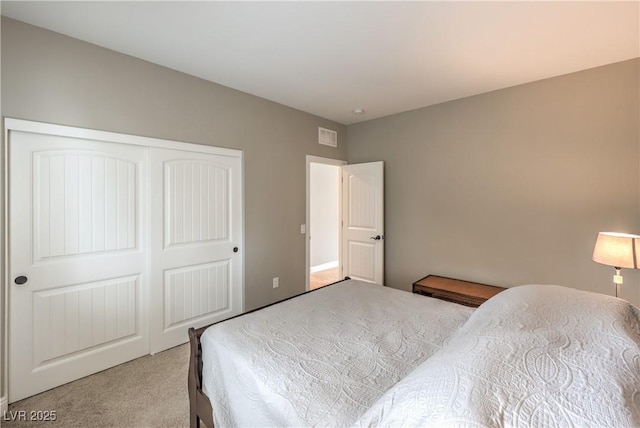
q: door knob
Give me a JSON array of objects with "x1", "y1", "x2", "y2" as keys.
[
  {"x1": 370, "y1": 235, "x2": 382, "y2": 241},
  {"x1": 233, "y1": 247, "x2": 239, "y2": 253},
  {"x1": 14, "y1": 275, "x2": 28, "y2": 285}
]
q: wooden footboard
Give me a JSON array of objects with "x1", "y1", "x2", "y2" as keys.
[{"x1": 188, "y1": 326, "x2": 215, "y2": 428}]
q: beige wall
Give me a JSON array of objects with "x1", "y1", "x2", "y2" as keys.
[{"x1": 348, "y1": 58, "x2": 640, "y2": 307}]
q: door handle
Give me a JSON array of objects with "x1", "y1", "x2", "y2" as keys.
[
  {"x1": 14, "y1": 275, "x2": 28, "y2": 285},
  {"x1": 370, "y1": 235, "x2": 382, "y2": 241}
]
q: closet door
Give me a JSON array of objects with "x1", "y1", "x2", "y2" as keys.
[
  {"x1": 148, "y1": 147, "x2": 243, "y2": 353},
  {"x1": 6, "y1": 119, "x2": 244, "y2": 402},
  {"x1": 8, "y1": 130, "x2": 148, "y2": 402}
]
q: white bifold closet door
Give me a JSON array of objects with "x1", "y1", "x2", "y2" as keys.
[{"x1": 7, "y1": 120, "x2": 242, "y2": 402}]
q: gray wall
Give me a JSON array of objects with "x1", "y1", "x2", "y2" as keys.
[
  {"x1": 0, "y1": 18, "x2": 349, "y2": 401},
  {"x1": 2, "y1": 16, "x2": 639, "y2": 405},
  {"x1": 348, "y1": 58, "x2": 640, "y2": 306},
  {"x1": 0, "y1": 17, "x2": 347, "y2": 309}
]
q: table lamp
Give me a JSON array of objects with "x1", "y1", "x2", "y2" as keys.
[{"x1": 592, "y1": 231, "x2": 640, "y2": 298}]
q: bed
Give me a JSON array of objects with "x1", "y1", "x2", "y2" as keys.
[{"x1": 188, "y1": 278, "x2": 640, "y2": 427}]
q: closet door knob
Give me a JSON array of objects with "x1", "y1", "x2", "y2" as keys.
[
  {"x1": 233, "y1": 247, "x2": 239, "y2": 253},
  {"x1": 14, "y1": 275, "x2": 28, "y2": 285}
]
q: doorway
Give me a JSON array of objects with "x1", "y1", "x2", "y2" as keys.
[
  {"x1": 305, "y1": 157, "x2": 385, "y2": 290},
  {"x1": 306, "y1": 156, "x2": 346, "y2": 290}
]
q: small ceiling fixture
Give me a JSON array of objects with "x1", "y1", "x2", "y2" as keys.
[{"x1": 352, "y1": 108, "x2": 365, "y2": 116}]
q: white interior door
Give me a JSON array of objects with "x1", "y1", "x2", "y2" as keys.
[
  {"x1": 148, "y1": 148, "x2": 243, "y2": 353},
  {"x1": 341, "y1": 161, "x2": 384, "y2": 284},
  {"x1": 8, "y1": 130, "x2": 148, "y2": 402}
]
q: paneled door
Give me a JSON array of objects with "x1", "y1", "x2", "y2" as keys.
[
  {"x1": 8, "y1": 130, "x2": 148, "y2": 402},
  {"x1": 148, "y1": 148, "x2": 243, "y2": 353},
  {"x1": 6, "y1": 119, "x2": 243, "y2": 402},
  {"x1": 341, "y1": 161, "x2": 384, "y2": 284}
]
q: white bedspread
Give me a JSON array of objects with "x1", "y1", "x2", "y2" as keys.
[
  {"x1": 356, "y1": 284, "x2": 640, "y2": 427},
  {"x1": 201, "y1": 279, "x2": 474, "y2": 427}
]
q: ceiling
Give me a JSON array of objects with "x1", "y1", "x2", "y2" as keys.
[{"x1": 2, "y1": 1, "x2": 639, "y2": 125}]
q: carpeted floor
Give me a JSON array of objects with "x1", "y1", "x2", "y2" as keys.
[{"x1": 3, "y1": 343, "x2": 190, "y2": 428}]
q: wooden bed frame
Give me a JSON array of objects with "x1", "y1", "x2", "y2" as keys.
[
  {"x1": 187, "y1": 278, "x2": 351, "y2": 428},
  {"x1": 187, "y1": 280, "x2": 640, "y2": 428},
  {"x1": 188, "y1": 325, "x2": 215, "y2": 428}
]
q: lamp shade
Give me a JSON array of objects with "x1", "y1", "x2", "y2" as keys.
[{"x1": 592, "y1": 232, "x2": 640, "y2": 269}]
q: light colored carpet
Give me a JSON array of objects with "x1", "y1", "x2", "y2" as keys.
[{"x1": 4, "y1": 344, "x2": 190, "y2": 428}]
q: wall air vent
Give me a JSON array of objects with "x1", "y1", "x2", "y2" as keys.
[{"x1": 318, "y1": 127, "x2": 338, "y2": 147}]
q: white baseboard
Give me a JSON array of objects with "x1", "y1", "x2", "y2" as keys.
[
  {"x1": 310, "y1": 260, "x2": 338, "y2": 273},
  {"x1": 1, "y1": 394, "x2": 8, "y2": 414}
]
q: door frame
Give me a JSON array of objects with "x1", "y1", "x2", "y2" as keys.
[
  {"x1": 2, "y1": 118, "x2": 244, "y2": 405},
  {"x1": 305, "y1": 156, "x2": 347, "y2": 291}
]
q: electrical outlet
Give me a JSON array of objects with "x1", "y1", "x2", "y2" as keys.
[{"x1": 273, "y1": 277, "x2": 279, "y2": 288}]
